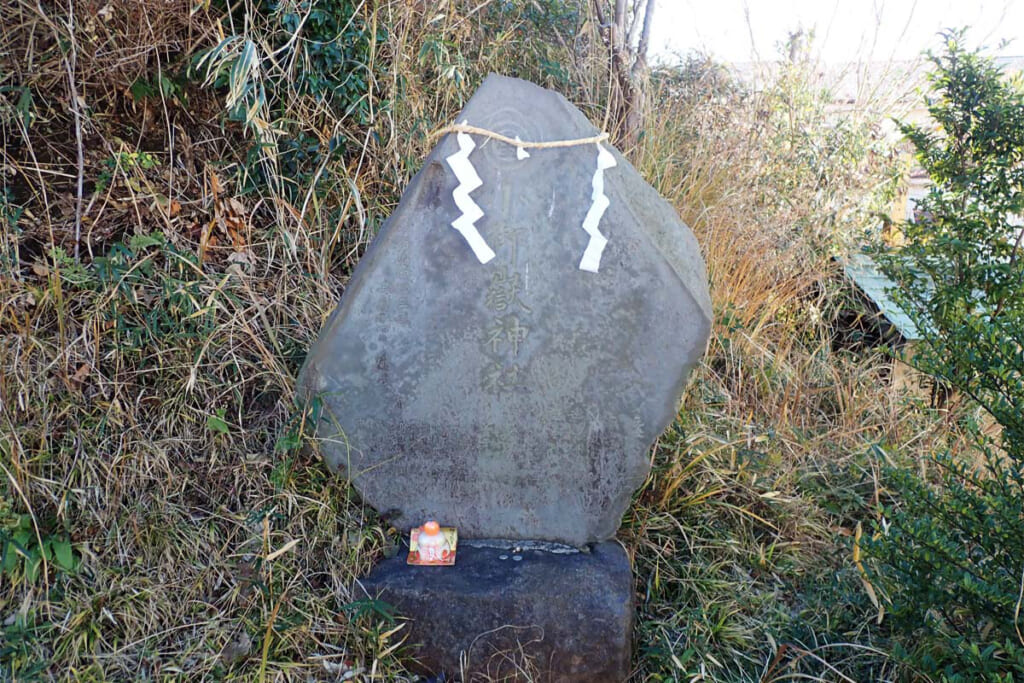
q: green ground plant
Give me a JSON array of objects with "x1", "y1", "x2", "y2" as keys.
[{"x1": 868, "y1": 31, "x2": 1024, "y2": 681}]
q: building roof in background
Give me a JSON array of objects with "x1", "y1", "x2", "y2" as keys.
[
  {"x1": 842, "y1": 253, "x2": 922, "y2": 341},
  {"x1": 727, "y1": 56, "x2": 1024, "y2": 109},
  {"x1": 727, "y1": 59, "x2": 924, "y2": 102}
]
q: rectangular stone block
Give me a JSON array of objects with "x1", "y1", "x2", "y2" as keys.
[{"x1": 357, "y1": 541, "x2": 633, "y2": 682}]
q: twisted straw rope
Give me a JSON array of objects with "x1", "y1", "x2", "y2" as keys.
[{"x1": 431, "y1": 123, "x2": 609, "y2": 148}]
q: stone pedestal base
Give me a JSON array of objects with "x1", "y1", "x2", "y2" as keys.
[{"x1": 357, "y1": 541, "x2": 633, "y2": 682}]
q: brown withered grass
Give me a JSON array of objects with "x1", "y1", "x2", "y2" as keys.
[{"x1": 0, "y1": 2, "x2": 969, "y2": 680}]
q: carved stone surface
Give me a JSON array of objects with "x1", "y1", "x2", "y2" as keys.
[
  {"x1": 357, "y1": 541, "x2": 633, "y2": 682},
  {"x1": 298, "y1": 74, "x2": 712, "y2": 545}
]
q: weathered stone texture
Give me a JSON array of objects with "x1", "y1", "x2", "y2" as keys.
[
  {"x1": 358, "y1": 541, "x2": 633, "y2": 682},
  {"x1": 299, "y1": 74, "x2": 712, "y2": 545}
]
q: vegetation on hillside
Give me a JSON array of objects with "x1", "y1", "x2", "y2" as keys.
[
  {"x1": 1, "y1": 1, "x2": 1019, "y2": 680},
  {"x1": 869, "y1": 31, "x2": 1024, "y2": 680}
]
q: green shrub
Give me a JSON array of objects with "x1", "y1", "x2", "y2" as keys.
[
  {"x1": 195, "y1": 0, "x2": 385, "y2": 198},
  {"x1": 868, "y1": 30, "x2": 1024, "y2": 681}
]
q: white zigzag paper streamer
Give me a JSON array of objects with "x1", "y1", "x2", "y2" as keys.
[
  {"x1": 514, "y1": 135, "x2": 530, "y2": 160},
  {"x1": 445, "y1": 123, "x2": 495, "y2": 264},
  {"x1": 578, "y1": 142, "x2": 617, "y2": 273}
]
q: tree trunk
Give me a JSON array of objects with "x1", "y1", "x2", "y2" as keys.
[{"x1": 592, "y1": 0, "x2": 655, "y2": 147}]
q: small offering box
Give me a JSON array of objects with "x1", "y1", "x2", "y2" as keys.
[{"x1": 407, "y1": 526, "x2": 458, "y2": 566}]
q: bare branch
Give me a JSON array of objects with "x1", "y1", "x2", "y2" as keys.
[
  {"x1": 633, "y1": 0, "x2": 655, "y2": 75},
  {"x1": 627, "y1": 0, "x2": 644, "y2": 52},
  {"x1": 63, "y1": 0, "x2": 84, "y2": 260},
  {"x1": 591, "y1": 0, "x2": 649, "y2": 146},
  {"x1": 613, "y1": 0, "x2": 627, "y2": 47}
]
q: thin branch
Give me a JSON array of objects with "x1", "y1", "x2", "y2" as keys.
[
  {"x1": 613, "y1": 0, "x2": 627, "y2": 41},
  {"x1": 626, "y1": 0, "x2": 644, "y2": 51},
  {"x1": 63, "y1": 1, "x2": 84, "y2": 260},
  {"x1": 633, "y1": 0, "x2": 655, "y2": 76},
  {"x1": 1015, "y1": 560, "x2": 1024, "y2": 647}
]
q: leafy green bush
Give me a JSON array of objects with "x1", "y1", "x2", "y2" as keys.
[
  {"x1": 868, "y1": 30, "x2": 1024, "y2": 681},
  {"x1": 196, "y1": 0, "x2": 385, "y2": 198},
  {"x1": 0, "y1": 492, "x2": 78, "y2": 586}
]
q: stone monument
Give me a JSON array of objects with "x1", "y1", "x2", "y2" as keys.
[{"x1": 298, "y1": 74, "x2": 711, "y2": 681}]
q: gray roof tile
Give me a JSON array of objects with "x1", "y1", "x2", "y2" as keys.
[{"x1": 843, "y1": 253, "x2": 923, "y2": 341}]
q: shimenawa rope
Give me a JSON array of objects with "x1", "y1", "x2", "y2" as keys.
[{"x1": 431, "y1": 123, "x2": 609, "y2": 149}]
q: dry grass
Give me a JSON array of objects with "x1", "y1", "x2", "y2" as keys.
[
  {"x1": 0, "y1": 1, "x2": 971, "y2": 680},
  {"x1": 1, "y1": 1, "x2": 407, "y2": 678},
  {"x1": 615, "y1": 58, "x2": 958, "y2": 681}
]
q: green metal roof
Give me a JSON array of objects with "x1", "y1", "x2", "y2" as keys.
[{"x1": 842, "y1": 253, "x2": 923, "y2": 341}]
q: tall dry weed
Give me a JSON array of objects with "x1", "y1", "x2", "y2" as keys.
[{"x1": 620, "y1": 52, "x2": 947, "y2": 680}]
